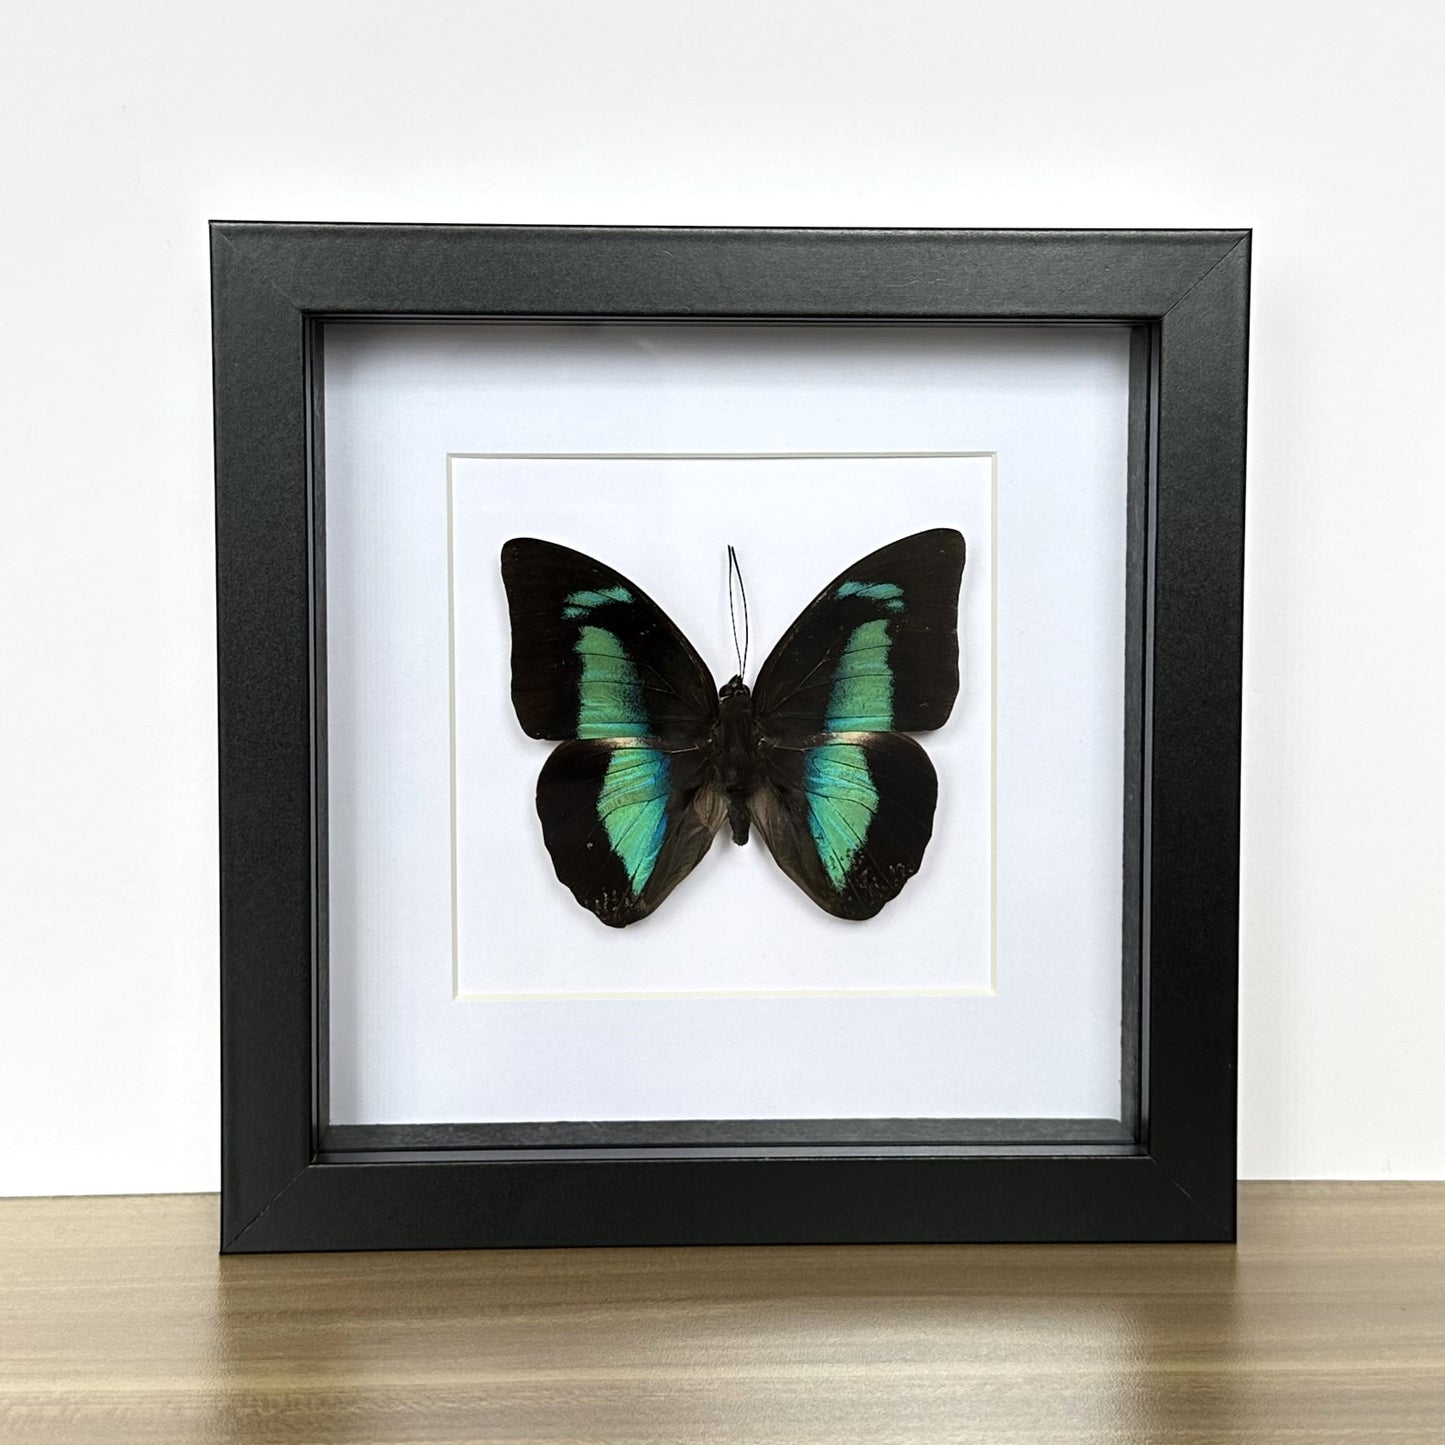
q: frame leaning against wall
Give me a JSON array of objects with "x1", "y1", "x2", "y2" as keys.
[{"x1": 212, "y1": 224, "x2": 1249, "y2": 1251}]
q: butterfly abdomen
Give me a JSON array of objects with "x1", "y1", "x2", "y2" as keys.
[{"x1": 714, "y1": 677, "x2": 761, "y2": 845}]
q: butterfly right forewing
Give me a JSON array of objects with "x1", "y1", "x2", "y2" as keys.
[{"x1": 752, "y1": 528, "x2": 966, "y2": 737}]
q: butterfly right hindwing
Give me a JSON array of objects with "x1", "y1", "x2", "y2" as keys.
[{"x1": 751, "y1": 731, "x2": 939, "y2": 920}]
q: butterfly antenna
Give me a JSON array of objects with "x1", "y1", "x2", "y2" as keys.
[{"x1": 727, "y1": 544, "x2": 751, "y2": 680}]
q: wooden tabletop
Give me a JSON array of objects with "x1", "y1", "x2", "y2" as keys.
[{"x1": 1, "y1": 1182, "x2": 1441, "y2": 1443}]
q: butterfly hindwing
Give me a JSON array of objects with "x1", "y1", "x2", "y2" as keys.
[
  {"x1": 501, "y1": 538, "x2": 718, "y2": 741},
  {"x1": 752, "y1": 528, "x2": 966, "y2": 739},
  {"x1": 750, "y1": 731, "x2": 939, "y2": 920},
  {"x1": 536, "y1": 738, "x2": 726, "y2": 927}
]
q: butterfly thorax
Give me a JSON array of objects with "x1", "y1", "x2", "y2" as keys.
[{"x1": 715, "y1": 676, "x2": 762, "y2": 846}]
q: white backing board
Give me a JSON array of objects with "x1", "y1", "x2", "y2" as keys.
[
  {"x1": 450, "y1": 453, "x2": 995, "y2": 998},
  {"x1": 324, "y1": 323, "x2": 1130, "y2": 1124}
]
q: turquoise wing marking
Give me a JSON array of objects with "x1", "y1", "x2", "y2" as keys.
[
  {"x1": 824, "y1": 618, "x2": 895, "y2": 731},
  {"x1": 563, "y1": 585, "x2": 635, "y2": 618},
  {"x1": 597, "y1": 746, "x2": 672, "y2": 892},
  {"x1": 835, "y1": 579, "x2": 905, "y2": 611},
  {"x1": 574, "y1": 625, "x2": 650, "y2": 738},
  {"x1": 803, "y1": 741, "x2": 879, "y2": 890}
]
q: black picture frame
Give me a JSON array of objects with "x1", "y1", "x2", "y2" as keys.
[{"x1": 213, "y1": 224, "x2": 1248, "y2": 1251}]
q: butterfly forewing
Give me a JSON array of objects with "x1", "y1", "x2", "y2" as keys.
[
  {"x1": 501, "y1": 538, "x2": 718, "y2": 741},
  {"x1": 751, "y1": 732, "x2": 940, "y2": 919},
  {"x1": 752, "y1": 528, "x2": 966, "y2": 739}
]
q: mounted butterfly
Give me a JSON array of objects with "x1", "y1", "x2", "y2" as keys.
[{"x1": 500, "y1": 529, "x2": 966, "y2": 926}]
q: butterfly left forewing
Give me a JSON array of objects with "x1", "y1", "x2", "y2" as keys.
[
  {"x1": 751, "y1": 732, "x2": 939, "y2": 920},
  {"x1": 501, "y1": 538, "x2": 718, "y2": 741},
  {"x1": 536, "y1": 738, "x2": 726, "y2": 927}
]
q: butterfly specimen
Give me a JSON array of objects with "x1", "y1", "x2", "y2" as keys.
[{"x1": 500, "y1": 529, "x2": 966, "y2": 927}]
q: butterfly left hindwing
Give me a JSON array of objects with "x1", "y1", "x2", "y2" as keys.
[
  {"x1": 501, "y1": 539, "x2": 723, "y2": 926},
  {"x1": 535, "y1": 739, "x2": 726, "y2": 927}
]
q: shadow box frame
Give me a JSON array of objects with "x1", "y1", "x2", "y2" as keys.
[{"x1": 212, "y1": 223, "x2": 1249, "y2": 1252}]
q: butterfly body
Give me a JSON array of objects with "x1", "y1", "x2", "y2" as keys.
[
  {"x1": 714, "y1": 676, "x2": 761, "y2": 845},
  {"x1": 501, "y1": 529, "x2": 966, "y2": 927}
]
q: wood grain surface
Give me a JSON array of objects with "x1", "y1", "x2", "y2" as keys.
[{"x1": 1, "y1": 1183, "x2": 1441, "y2": 1443}]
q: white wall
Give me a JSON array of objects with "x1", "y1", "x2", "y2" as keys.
[{"x1": 2, "y1": 0, "x2": 1441, "y2": 1193}]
